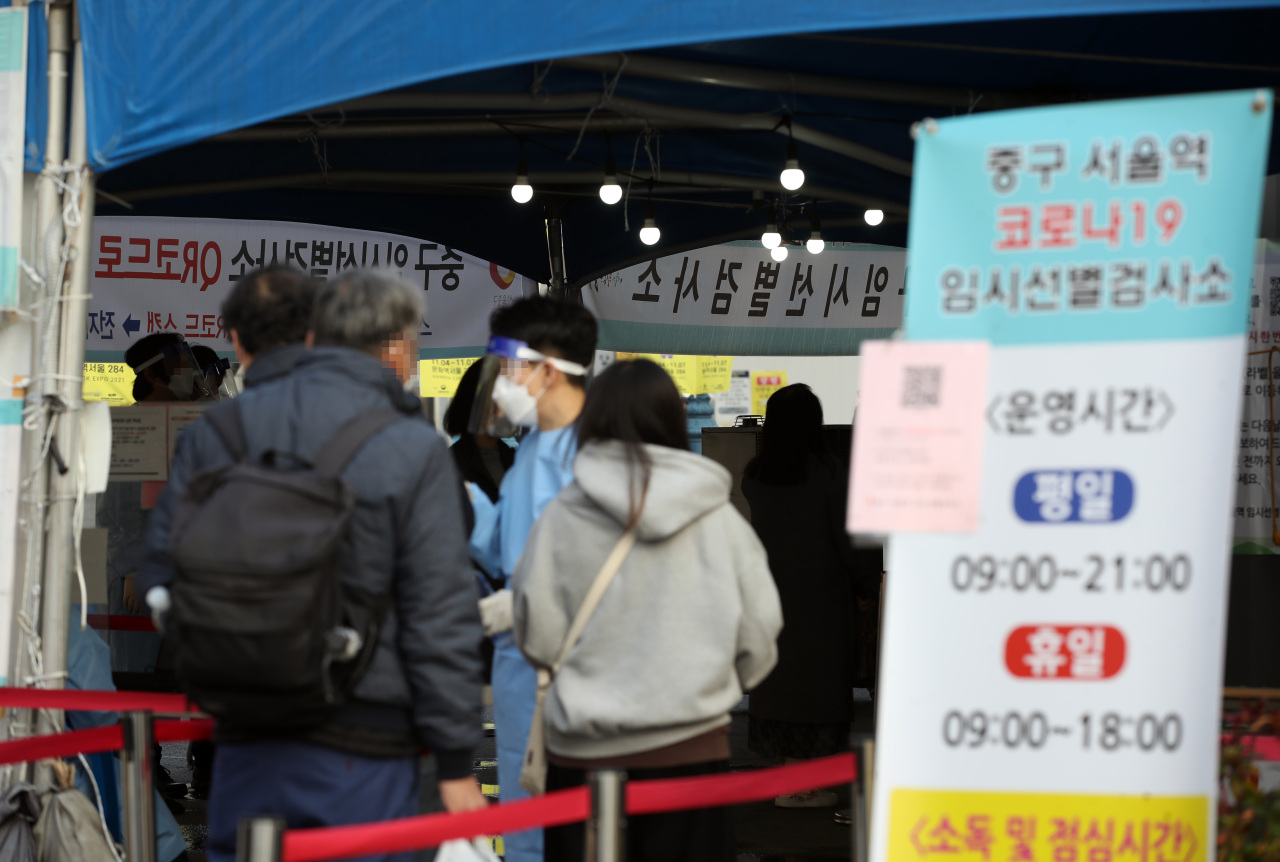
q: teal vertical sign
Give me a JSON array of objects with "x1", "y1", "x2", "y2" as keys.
[{"x1": 904, "y1": 90, "x2": 1273, "y2": 346}]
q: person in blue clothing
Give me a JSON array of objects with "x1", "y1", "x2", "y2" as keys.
[{"x1": 467, "y1": 297, "x2": 597, "y2": 862}]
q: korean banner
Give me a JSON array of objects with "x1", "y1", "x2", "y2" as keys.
[
  {"x1": 84, "y1": 216, "x2": 536, "y2": 364},
  {"x1": 865, "y1": 91, "x2": 1271, "y2": 862},
  {"x1": 583, "y1": 241, "x2": 904, "y2": 356}
]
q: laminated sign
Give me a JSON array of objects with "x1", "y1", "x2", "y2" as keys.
[{"x1": 865, "y1": 90, "x2": 1273, "y2": 862}]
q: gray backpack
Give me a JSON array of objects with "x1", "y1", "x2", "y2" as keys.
[{"x1": 167, "y1": 400, "x2": 402, "y2": 731}]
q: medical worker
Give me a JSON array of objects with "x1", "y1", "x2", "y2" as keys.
[{"x1": 468, "y1": 298, "x2": 597, "y2": 862}]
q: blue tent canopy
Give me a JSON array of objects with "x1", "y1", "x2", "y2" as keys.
[{"x1": 10, "y1": 0, "x2": 1280, "y2": 283}]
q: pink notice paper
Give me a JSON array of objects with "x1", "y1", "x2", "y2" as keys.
[{"x1": 848, "y1": 340, "x2": 990, "y2": 534}]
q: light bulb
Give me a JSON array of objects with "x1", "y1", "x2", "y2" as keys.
[
  {"x1": 599, "y1": 181, "x2": 623, "y2": 205},
  {"x1": 806, "y1": 234, "x2": 824, "y2": 255},
  {"x1": 780, "y1": 139, "x2": 804, "y2": 190},
  {"x1": 864, "y1": 208, "x2": 884, "y2": 226},
  {"x1": 640, "y1": 217, "x2": 661, "y2": 246},
  {"x1": 770, "y1": 244, "x2": 789, "y2": 262},
  {"x1": 761, "y1": 230, "x2": 782, "y2": 249},
  {"x1": 511, "y1": 182, "x2": 533, "y2": 203}
]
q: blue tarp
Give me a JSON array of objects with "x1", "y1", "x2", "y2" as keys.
[
  {"x1": 7, "y1": 0, "x2": 1280, "y2": 284},
  {"x1": 12, "y1": 0, "x2": 1280, "y2": 172}
]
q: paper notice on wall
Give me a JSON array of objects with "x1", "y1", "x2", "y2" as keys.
[
  {"x1": 108, "y1": 405, "x2": 169, "y2": 481},
  {"x1": 848, "y1": 341, "x2": 990, "y2": 534},
  {"x1": 750, "y1": 371, "x2": 788, "y2": 415}
]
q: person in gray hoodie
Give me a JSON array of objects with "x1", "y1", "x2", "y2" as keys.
[{"x1": 513, "y1": 358, "x2": 783, "y2": 862}]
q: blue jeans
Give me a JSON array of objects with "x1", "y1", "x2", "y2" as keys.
[{"x1": 207, "y1": 740, "x2": 419, "y2": 862}]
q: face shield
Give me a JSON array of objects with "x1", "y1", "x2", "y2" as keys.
[
  {"x1": 132, "y1": 340, "x2": 217, "y2": 401},
  {"x1": 467, "y1": 336, "x2": 588, "y2": 436}
]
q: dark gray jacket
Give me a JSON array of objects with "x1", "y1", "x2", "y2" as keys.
[{"x1": 140, "y1": 347, "x2": 483, "y2": 777}]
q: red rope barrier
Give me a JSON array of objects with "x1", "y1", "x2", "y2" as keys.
[
  {"x1": 628, "y1": 752, "x2": 856, "y2": 816},
  {"x1": 284, "y1": 787, "x2": 591, "y2": 862},
  {"x1": 282, "y1": 752, "x2": 857, "y2": 862},
  {"x1": 0, "y1": 687, "x2": 197, "y2": 713},
  {"x1": 0, "y1": 717, "x2": 215, "y2": 765},
  {"x1": 86, "y1": 614, "x2": 158, "y2": 633}
]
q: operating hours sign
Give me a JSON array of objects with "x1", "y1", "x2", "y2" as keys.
[{"x1": 868, "y1": 90, "x2": 1273, "y2": 862}]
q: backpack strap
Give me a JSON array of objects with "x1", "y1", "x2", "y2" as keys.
[
  {"x1": 313, "y1": 410, "x2": 405, "y2": 478},
  {"x1": 204, "y1": 400, "x2": 248, "y2": 462}
]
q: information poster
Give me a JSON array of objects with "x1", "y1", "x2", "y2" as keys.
[
  {"x1": 1233, "y1": 239, "x2": 1280, "y2": 553},
  {"x1": 616, "y1": 353, "x2": 733, "y2": 395},
  {"x1": 751, "y1": 370, "x2": 788, "y2": 416},
  {"x1": 869, "y1": 90, "x2": 1272, "y2": 862}
]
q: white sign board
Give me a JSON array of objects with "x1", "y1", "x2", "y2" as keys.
[
  {"x1": 85, "y1": 216, "x2": 536, "y2": 362},
  {"x1": 1233, "y1": 239, "x2": 1280, "y2": 552},
  {"x1": 584, "y1": 241, "x2": 904, "y2": 356},
  {"x1": 868, "y1": 91, "x2": 1271, "y2": 862}
]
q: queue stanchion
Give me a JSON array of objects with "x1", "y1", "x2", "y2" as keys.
[
  {"x1": 586, "y1": 768, "x2": 627, "y2": 862},
  {"x1": 856, "y1": 736, "x2": 875, "y2": 862},
  {"x1": 121, "y1": 710, "x2": 157, "y2": 862},
  {"x1": 237, "y1": 816, "x2": 285, "y2": 862}
]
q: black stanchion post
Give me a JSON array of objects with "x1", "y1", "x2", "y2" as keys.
[
  {"x1": 586, "y1": 768, "x2": 627, "y2": 862},
  {"x1": 121, "y1": 710, "x2": 156, "y2": 862},
  {"x1": 237, "y1": 816, "x2": 286, "y2": 862},
  {"x1": 855, "y1": 737, "x2": 875, "y2": 862}
]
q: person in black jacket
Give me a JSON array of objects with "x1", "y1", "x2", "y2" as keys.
[
  {"x1": 443, "y1": 359, "x2": 516, "y2": 503},
  {"x1": 140, "y1": 271, "x2": 487, "y2": 862}
]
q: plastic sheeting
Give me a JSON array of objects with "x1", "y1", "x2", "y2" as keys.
[{"x1": 3, "y1": 0, "x2": 1275, "y2": 172}]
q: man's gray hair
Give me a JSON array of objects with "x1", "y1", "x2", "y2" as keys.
[{"x1": 310, "y1": 271, "x2": 423, "y2": 350}]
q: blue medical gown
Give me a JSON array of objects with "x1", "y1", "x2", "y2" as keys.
[
  {"x1": 67, "y1": 623, "x2": 187, "y2": 862},
  {"x1": 468, "y1": 426, "x2": 576, "y2": 862}
]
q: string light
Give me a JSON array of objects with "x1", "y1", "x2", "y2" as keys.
[
  {"x1": 511, "y1": 152, "x2": 533, "y2": 204},
  {"x1": 806, "y1": 210, "x2": 824, "y2": 254},
  {"x1": 780, "y1": 121, "x2": 804, "y2": 191},
  {"x1": 639, "y1": 182, "x2": 660, "y2": 245},
  {"x1": 599, "y1": 141, "x2": 622, "y2": 204},
  {"x1": 761, "y1": 206, "x2": 781, "y2": 249},
  {"x1": 864, "y1": 208, "x2": 884, "y2": 226},
  {"x1": 770, "y1": 244, "x2": 789, "y2": 262}
]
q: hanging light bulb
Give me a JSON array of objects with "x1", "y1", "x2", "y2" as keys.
[
  {"x1": 864, "y1": 208, "x2": 885, "y2": 226},
  {"x1": 761, "y1": 206, "x2": 782, "y2": 249},
  {"x1": 639, "y1": 191, "x2": 660, "y2": 245},
  {"x1": 599, "y1": 152, "x2": 622, "y2": 205},
  {"x1": 771, "y1": 244, "x2": 789, "y2": 262},
  {"x1": 780, "y1": 138, "x2": 805, "y2": 191},
  {"x1": 511, "y1": 155, "x2": 533, "y2": 204},
  {"x1": 806, "y1": 210, "x2": 824, "y2": 254}
]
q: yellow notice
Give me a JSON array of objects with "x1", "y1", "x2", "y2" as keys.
[
  {"x1": 419, "y1": 358, "x2": 478, "y2": 398},
  {"x1": 888, "y1": 789, "x2": 1207, "y2": 862},
  {"x1": 616, "y1": 354, "x2": 733, "y2": 395},
  {"x1": 751, "y1": 371, "x2": 788, "y2": 415},
  {"x1": 82, "y1": 363, "x2": 136, "y2": 406}
]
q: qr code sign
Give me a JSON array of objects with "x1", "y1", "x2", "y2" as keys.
[
  {"x1": 902, "y1": 365, "x2": 942, "y2": 408},
  {"x1": 1270, "y1": 276, "x2": 1280, "y2": 317}
]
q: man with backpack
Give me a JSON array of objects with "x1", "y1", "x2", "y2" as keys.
[{"x1": 140, "y1": 271, "x2": 487, "y2": 861}]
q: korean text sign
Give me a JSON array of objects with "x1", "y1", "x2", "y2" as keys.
[
  {"x1": 85, "y1": 216, "x2": 536, "y2": 362},
  {"x1": 584, "y1": 241, "x2": 904, "y2": 356},
  {"x1": 870, "y1": 90, "x2": 1272, "y2": 862}
]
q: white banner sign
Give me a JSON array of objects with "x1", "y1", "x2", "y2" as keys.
[
  {"x1": 583, "y1": 241, "x2": 904, "y2": 355},
  {"x1": 85, "y1": 216, "x2": 535, "y2": 361},
  {"x1": 0, "y1": 7, "x2": 26, "y2": 308}
]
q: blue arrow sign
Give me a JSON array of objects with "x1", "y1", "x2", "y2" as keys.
[{"x1": 123, "y1": 315, "x2": 139, "y2": 335}]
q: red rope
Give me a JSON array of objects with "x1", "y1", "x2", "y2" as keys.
[
  {"x1": 284, "y1": 787, "x2": 592, "y2": 862},
  {"x1": 86, "y1": 614, "x2": 159, "y2": 632},
  {"x1": 0, "y1": 687, "x2": 196, "y2": 713},
  {"x1": 282, "y1": 752, "x2": 857, "y2": 862},
  {"x1": 0, "y1": 717, "x2": 215, "y2": 765}
]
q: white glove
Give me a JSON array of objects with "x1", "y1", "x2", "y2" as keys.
[
  {"x1": 145, "y1": 586, "x2": 171, "y2": 633},
  {"x1": 478, "y1": 589, "x2": 514, "y2": 637}
]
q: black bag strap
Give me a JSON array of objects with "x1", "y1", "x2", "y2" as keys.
[
  {"x1": 313, "y1": 410, "x2": 405, "y2": 478},
  {"x1": 205, "y1": 400, "x2": 248, "y2": 462}
]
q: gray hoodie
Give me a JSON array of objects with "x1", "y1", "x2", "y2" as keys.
[{"x1": 513, "y1": 440, "x2": 782, "y2": 760}]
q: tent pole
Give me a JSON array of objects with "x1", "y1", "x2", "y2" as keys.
[
  {"x1": 35, "y1": 5, "x2": 91, "y2": 751},
  {"x1": 13, "y1": 0, "x2": 70, "y2": 779}
]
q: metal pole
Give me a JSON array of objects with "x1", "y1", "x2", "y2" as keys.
[
  {"x1": 13, "y1": 0, "x2": 70, "y2": 782},
  {"x1": 121, "y1": 710, "x2": 156, "y2": 862},
  {"x1": 237, "y1": 817, "x2": 285, "y2": 862},
  {"x1": 545, "y1": 200, "x2": 568, "y2": 301},
  {"x1": 585, "y1": 769, "x2": 626, "y2": 862},
  {"x1": 37, "y1": 16, "x2": 92, "y2": 744}
]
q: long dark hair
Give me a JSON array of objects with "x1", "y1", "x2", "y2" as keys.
[
  {"x1": 576, "y1": 359, "x2": 690, "y2": 528},
  {"x1": 744, "y1": 383, "x2": 828, "y2": 486},
  {"x1": 443, "y1": 358, "x2": 485, "y2": 438}
]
